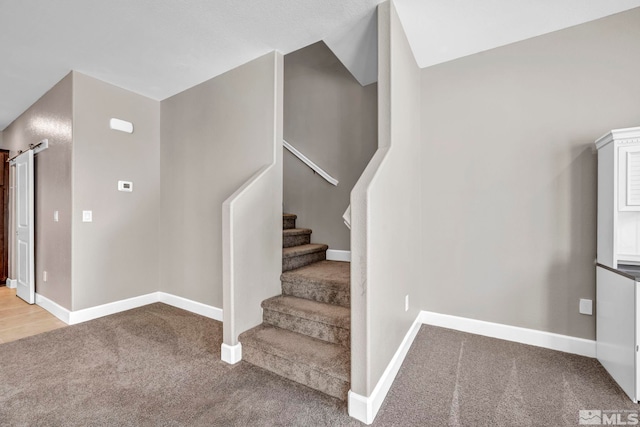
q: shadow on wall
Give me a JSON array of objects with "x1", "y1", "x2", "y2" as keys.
[
  {"x1": 546, "y1": 143, "x2": 597, "y2": 339},
  {"x1": 283, "y1": 41, "x2": 377, "y2": 251}
]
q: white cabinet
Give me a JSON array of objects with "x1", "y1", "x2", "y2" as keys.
[
  {"x1": 596, "y1": 127, "x2": 640, "y2": 266},
  {"x1": 618, "y1": 145, "x2": 640, "y2": 211},
  {"x1": 596, "y1": 266, "x2": 638, "y2": 403},
  {"x1": 596, "y1": 126, "x2": 640, "y2": 403}
]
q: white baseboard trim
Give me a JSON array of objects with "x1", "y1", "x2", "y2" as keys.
[
  {"x1": 158, "y1": 292, "x2": 223, "y2": 321},
  {"x1": 6, "y1": 278, "x2": 17, "y2": 289},
  {"x1": 348, "y1": 391, "x2": 371, "y2": 424},
  {"x1": 348, "y1": 312, "x2": 423, "y2": 425},
  {"x1": 221, "y1": 343, "x2": 242, "y2": 364},
  {"x1": 35, "y1": 291, "x2": 223, "y2": 326},
  {"x1": 347, "y1": 310, "x2": 596, "y2": 424},
  {"x1": 420, "y1": 311, "x2": 596, "y2": 358},
  {"x1": 326, "y1": 250, "x2": 351, "y2": 262},
  {"x1": 69, "y1": 293, "x2": 159, "y2": 325},
  {"x1": 36, "y1": 293, "x2": 71, "y2": 324}
]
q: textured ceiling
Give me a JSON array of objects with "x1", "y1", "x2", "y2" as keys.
[
  {"x1": 2, "y1": 0, "x2": 640, "y2": 130},
  {"x1": 0, "y1": 0, "x2": 381, "y2": 129}
]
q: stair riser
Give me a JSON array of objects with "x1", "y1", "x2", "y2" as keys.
[
  {"x1": 281, "y1": 280, "x2": 350, "y2": 308},
  {"x1": 283, "y1": 234, "x2": 311, "y2": 248},
  {"x1": 263, "y1": 309, "x2": 350, "y2": 347},
  {"x1": 283, "y1": 218, "x2": 296, "y2": 230},
  {"x1": 283, "y1": 251, "x2": 326, "y2": 272},
  {"x1": 243, "y1": 346, "x2": 349, "y2": 401}
]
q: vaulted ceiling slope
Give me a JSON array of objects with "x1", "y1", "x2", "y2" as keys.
[
  {"x1": 394, "y1": 0, "x2": 640, "y2": 68},
  {"x1": 2, "y1": 0, "x2": 640, "y2": 130}
]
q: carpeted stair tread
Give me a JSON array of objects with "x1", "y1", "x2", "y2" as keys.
[
  {"x1": 283, "y1": 228, "x2": 312, "y2": 236},
  {"x1": 282, "y1": 244, "x2": 328, "y2": 271},
  {"x1": 261, "y1": 295, "x2": 350, "y2": 345},
  {"x1": 281, "y1": 260, "x2": 349, "y2": 289},
  {"x1": 283, "y1": 244, "x2": 328, "y2": 258},
  {"x1": 240, "y1": 324, "x2": 350, "y2": 382},
  {"x1": 282, "y1": 228, "x2": 313, "y2": 248},
  {"x1": 283, "y1": 213, "x2": 297, "y2": 230},
  {"x1": 281, "y1": 260, "x2": 350, "y2": 307},
  {"x1": 262, "y1": 295, "x2": 350, "y2": 329}
]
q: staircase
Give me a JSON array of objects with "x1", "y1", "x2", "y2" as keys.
[{"x1": 239, "y1": 213, "x2": 351, "y2": 400}]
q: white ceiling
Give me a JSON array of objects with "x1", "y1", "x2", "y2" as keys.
[
  {"x1": 324, "y1": 9, "x2": 379, "y2": 87},
  {"x1": 394, "y1": 0, "x2": 640, "y2": 68},
  {"x1": 2, "y1": 0, "x2": 640, "y2": 130},
  {"x1": 0, "y1": 0, "x2": 380, "y2": 129}
]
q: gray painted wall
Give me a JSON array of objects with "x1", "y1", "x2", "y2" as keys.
[
  {"x1": 420, "y1": 7, "x2": 640, "y2": 340},
  {"x1": 1, "y1": 73, "x2": 73, "y2": 310},
  {"x1": 161, "y1": 52, "x2": 280, "y2": 308},
  {"x1": 72, "y1": 72, "x2": 160, "y2": 310},
  {"x1": 284, "y1": 42, "x2": 377, "y2": 250},
  {"x1": 350, "y1": 1, "x2": 422, "y2": 397},
  {"x1": 223, "y1": 52, "x2": 284, "y2": 345}
]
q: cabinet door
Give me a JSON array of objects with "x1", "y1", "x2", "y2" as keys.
[
  {"x1": 636, "y1": 281, "x2": 639, "y2": 403},
  {"x1": 617, "y1": 146, "x2": 640, "y2": 262},
  {"x1": 597, "y1": 267, "x2": 637, "y2": 403},
  {"x1": 618, "y1": 145, "x2": 640, "y2": 211}
]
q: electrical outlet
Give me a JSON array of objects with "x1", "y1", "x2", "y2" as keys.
[
  {"x1": 54, "y1": 211, "x2": 59, "y2": 222},
  {"x1": 43, "y1": 271, "x2": 48, "y2": 282},
  {"x1": 579, "y1": 299, "x2": 593, "y2": 315},
  {"x1": 82, "y1": 210, "x2": 92, "y2": 222},
  {"x1": 405, "y1": 295, "x2": 409, "y2": 312}
]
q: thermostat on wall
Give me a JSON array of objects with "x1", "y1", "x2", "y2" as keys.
[{"x1": 118, "y1": 181, "x2": 133, "y2": 192}]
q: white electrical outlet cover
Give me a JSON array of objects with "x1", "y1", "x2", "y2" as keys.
[
  {"x1": 579, "y1": 299, "x2": 593, "y2": 315},
  {"x1": 82, "y1": 210, "x2": 92, "y2": 222}
]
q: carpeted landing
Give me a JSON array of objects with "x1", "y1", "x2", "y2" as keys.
[{"x1": 0, "y1": 303, "x2": 636, "y2": 426}]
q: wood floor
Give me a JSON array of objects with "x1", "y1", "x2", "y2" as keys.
[{"x1": 0, "y1": 286, "x2": 67, "y2": 344}]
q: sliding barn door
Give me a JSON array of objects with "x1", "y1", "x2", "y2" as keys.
[{"x1": 15, "y1": 150, "x2": 34, "y2": 304}]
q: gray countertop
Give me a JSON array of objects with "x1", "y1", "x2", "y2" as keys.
[{"x1": 601, "y1": 263, "x2": 640, "y2": 281}]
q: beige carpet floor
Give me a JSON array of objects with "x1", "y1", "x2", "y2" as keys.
[{"x1": 0, "y1": 303, "x2": 636, "y2": 426}]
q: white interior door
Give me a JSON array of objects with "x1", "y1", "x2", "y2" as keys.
[{"x1": 15, "y1": 150, "x2": 34, "y2": 304}]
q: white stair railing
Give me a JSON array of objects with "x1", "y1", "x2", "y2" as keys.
[{"x1": 283, "y1": 140, "x2": 338, "y2": 186}]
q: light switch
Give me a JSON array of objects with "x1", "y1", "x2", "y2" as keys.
[
  {"x1": 54, "y1": 211, "x2": 59, "y2": 222},
  {"x1": 82, "y1": 210, "x2": 92, "y2": 222}
]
